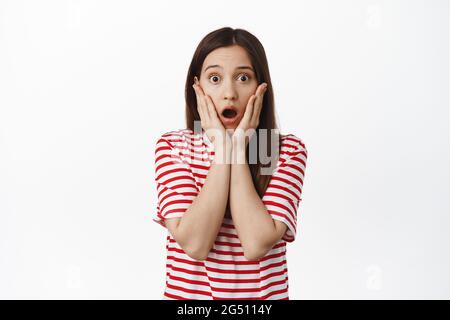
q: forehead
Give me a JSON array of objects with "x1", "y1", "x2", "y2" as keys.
[{"x1": 202, "y1": 45, "x2": 252, "y2": 72}]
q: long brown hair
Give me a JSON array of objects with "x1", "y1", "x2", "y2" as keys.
[{"x1": 185, "y1": 27, "x2": 282, "y2": 198}]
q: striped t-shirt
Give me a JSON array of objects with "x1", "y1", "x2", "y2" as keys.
[{"x1": 153, "y1": 128, "x2": 307, "y2": 300}]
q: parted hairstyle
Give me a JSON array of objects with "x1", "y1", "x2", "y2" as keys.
[{"x1": 185, "y1": 26, "x2": 282, "y2": 198}]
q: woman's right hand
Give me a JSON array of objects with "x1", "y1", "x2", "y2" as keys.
[{"x1": 192, "y1": 76, "x2": 230, "y2": 147}]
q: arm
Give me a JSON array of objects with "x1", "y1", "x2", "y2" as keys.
[
  {"x1": 229, "y1": 141, "x2": 288, "y2": 261},
  {"x1": 166, "y1": 140, "x2": 232, "y2": 261}
]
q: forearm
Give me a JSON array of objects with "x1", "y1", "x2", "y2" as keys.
[
  {"x1": 229, "y1": 142, "x2": 276, "y2": 260},
  {"x1": 176, "y1": 143, "x2": 231, "y2": 259}
]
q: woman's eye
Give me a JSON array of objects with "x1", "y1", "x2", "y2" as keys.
[
  {"x1": 208, "y1": 73, "x2": 250, "y2": 83},
  {"x1": 239, "y1": 74, "x2": 250, "y2": 81},
  {"x1": 209, "y1": 74, "x2": 220, "y2": 83}
]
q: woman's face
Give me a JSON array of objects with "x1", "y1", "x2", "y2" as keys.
[{"x1": 199, "y1": 45, "x2": 259, "y2": 132}]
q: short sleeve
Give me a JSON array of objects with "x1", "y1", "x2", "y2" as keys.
[
  {"x1": 153, "y1": 137, "x2": 199, "y2": 228},
  {"x1": 262, "y1": 138, "x2": 307, "y2": 243}
]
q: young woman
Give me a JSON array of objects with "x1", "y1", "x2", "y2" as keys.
[{"x1": 153, "y1": 27, "x2": 308, "y2": 300}]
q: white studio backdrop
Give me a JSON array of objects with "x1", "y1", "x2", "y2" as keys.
[{"x1": 1, "y1": 0, "x2": 449, "y2": 299}]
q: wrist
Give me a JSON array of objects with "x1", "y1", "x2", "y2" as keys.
[
  {"x1": 232, "y1": 137, "x2": 247, "y2": 151},
  {"x1": 213, "y1": 140, "x2": 232, "y2": 164},
  {"x1": 231, "y1": 142, "x2": 247, "y2": 164}
]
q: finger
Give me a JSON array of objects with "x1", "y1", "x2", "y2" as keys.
[
  {"x1": 243, "y1": 95, "x2": 256, "y2": 123},
  {"x1": 251, "y1": 87, "x2": 267, "y2": 124},
  {"x1": 255, "y1": 83, "x2": 267, "y2": 101},
  {"x1": 204, "y1": 94, "x2": 219, "y2": 120},
  {"x1": 247, "y1": 83, "x2": 266, "y2": 120}
]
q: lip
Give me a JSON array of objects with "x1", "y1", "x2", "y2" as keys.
[{"x1": 222, "y1": 105, "x2": 236, "y2": 112}]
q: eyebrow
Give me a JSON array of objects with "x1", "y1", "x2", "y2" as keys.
[{"x1": 204, "y1": 65, "x2": 254, "y2": 73}]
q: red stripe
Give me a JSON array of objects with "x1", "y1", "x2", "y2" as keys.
[
  {"x1": 206, "y1": 256, "x2": 259, "y2": 265},
  {"x1": 163, "y1": 208, "x2": 189, "y2": 217},
  {"x1": 158, "y1": 170, "x2": 196, "y2": 185},
  {"x1": 261, "y1": 287, "x2": 288, "y2": 299},
  {"x1": 159, "y1": 200, "x2": 191, "y2": 217},
  {"x1": 205, "y1": 266, "x2": 260, "y2": 274},
  {"x1": 291, "y1": 154, "x2": 307, "y2": 168},
  {"x1": 266, "y1": 183, "x2": 300, "y2": 203},
  {"x1": 264, "y1": 192, "x2": 297, "y2": 209},
  {"x1": 280, "y1": 162, "x2": 305, "y2": 176},
  {"x1": 278, "y1": 167, "x2": 304, "y2": 184},
  {"x1": 280, "y1": 149, "x2": 302, "y2": 157},
  {"x1": 282, "y1": 136, "x2": 302, "y2": 145},
  {"x1": 154, "y1": 152, "x2": 172, "y2": 164},
  {"x1": 281, "y1": 142, "x2": 298, "y2": 149},
  {"x1": 217, "y1": 232, "x2": 239, "y2": 239},
  {"x1": 270, "y1": 176, "x2": 302, "y2": 195},
  {"x1": 210, "y1": 248, "x2": 244, "y2": 256},
  {"x1": 189, "y1": 162, "x2": 211, "y2": 171},
  {"x1": 164, "y1": 292, "x2": 189, "y2": 300},
  {"x1": 213, "y1": 296, "x2": 261, "y2": 300},
  {"x1": 168, "y1": 255, "x2": 205, "y2": 267},
  {"x1": 263, "y1": 200, "x2": 296, "y2": 222},
  {"x1": 192, "y1": 172, "x2": 207, "y2": 180},
  {"x1": 260, "y1": 260, "x2": 286, "y2": 272},
  {"x1": 158, "y1": 188, "x2": 196, "y2": 207},
  {"x1": 214, "y1": 241, "x2": 242, "y2": 248},
  {"x1": 167, "y1": 264, "x2": 208, "y2": 277},
  {"x1": 166, "y1": 283, "x2": 212, "y2": 297},
  {"x1": 221, "y1": 223, "x2": 235, "y2": 229},
  {"x1": 167, "y1": 274, "x2": 210, "y2": 287}
]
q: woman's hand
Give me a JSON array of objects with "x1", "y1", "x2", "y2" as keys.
[
  {"x1": 232, "y1": 82, "x2": 268, "y2": 148},
  {"x1": 192, "y1": 76, "x2": 230, "y2": 148}
]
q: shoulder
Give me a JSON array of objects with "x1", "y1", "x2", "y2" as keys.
[
  {"x1": 155, "y1": 128, "x2": 199, "y2": 150},
  {"x1": 276, "y1": 133, "x2": 308, "y2": 172},
  {"x1": 280, "y1": 133, "x2": 307, "y2": 156}
]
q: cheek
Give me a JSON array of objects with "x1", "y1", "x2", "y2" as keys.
[
  {"x1": 243, "y1": 92, "x2": 255, "y2": 104},
  {"x1": 243, "y1": 86, "x2": 257, "y2": 99}
]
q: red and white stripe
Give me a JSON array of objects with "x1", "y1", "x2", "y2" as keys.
[{"x1": 153, "y1": 128, "x2": 307, "y2": 300}]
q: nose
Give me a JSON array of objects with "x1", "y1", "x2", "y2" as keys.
[{"x1": 222, "y1": 79, "x2": 237, "y2": 102}]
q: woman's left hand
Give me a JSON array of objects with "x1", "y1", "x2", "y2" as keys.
[{"x1": 232, "y1": 82, "x2": 268, "y2": 147}]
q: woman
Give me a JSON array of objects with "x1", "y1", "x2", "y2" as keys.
[{"x1": 153, "y1": 27, "x2": 308, "y2": 300}]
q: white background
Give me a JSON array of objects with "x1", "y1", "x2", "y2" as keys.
[{"x1": 1, "y1": 0, "x2": 449, "y2": 299}]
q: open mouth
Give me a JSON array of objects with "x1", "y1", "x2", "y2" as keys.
[{"x1": 222, "y1": 109, "x2": 237, "y2": 119}]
